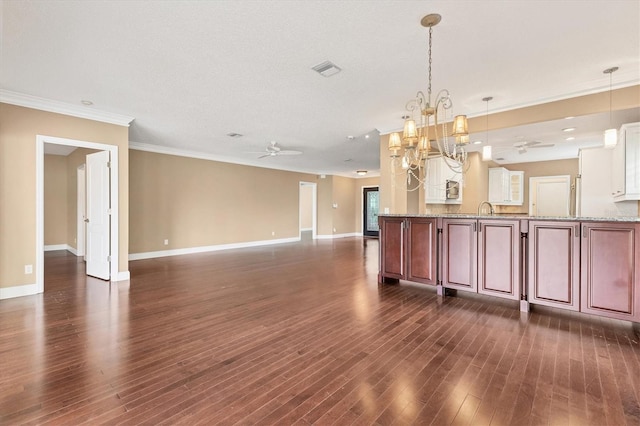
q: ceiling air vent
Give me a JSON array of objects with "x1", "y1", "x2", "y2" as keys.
[
  {"x1": 226, "y1": 132, "x2": 243, "y2": 138},
  {"x1": 312, "y1": 61, "x2": 341, "y2": 77}
]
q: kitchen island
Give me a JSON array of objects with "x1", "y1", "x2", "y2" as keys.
[{"x1": 379, "y1": 214, "x2": 640, "y2": 322}]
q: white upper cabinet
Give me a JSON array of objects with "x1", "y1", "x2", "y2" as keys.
[
  {"x1": 424, "y1": 157, "x2": 463, "y2": 204},
  {"x1": 488, "y1": 167, "x2": 524, "y2": 205},
  {"x1": 612, "y1": 122, "x2": 640, "y2": 202}
]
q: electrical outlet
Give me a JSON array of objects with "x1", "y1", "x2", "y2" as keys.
[
  {"x1": 25, "y1": 264, "x2": 33, "y2": 274},
  {"x1": 163, "y1": 239, "x2": 169, "y2": 245},
  {"x1": 271, "y1": 231, "x2": 275, "y2": 236},
  {"x1": 333, "y1": 228, "x2": 336, "y2": 233}
]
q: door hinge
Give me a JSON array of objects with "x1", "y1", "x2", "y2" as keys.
[
  {"x1": 107, "y1": 208, "x2": 112, "y2": 215},
  {"x1": 107, "y1": 255, "x2": 111, "y2": 262},
  {"x1": 107, "y1": 161, "x2": 111, "y2": 168}
]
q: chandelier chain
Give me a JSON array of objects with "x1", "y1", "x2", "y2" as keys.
[{"x1": 428, "y1": 26, "x2": 433, "y2": 103}]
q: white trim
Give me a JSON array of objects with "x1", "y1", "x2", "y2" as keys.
[
  {"x1": 1, "y1": 90, "x2": 134, "y2": 127},
  {"x1": 300, "y1": 227, "x2": 313, "y2": 232},
  {"x1": 44, "y1": 244, "x2": 78, "y2": 256},
  {"x1": 37, "y1": 135, "x2": 121, "y2": 293},
  {"x1": 316, "y1": 233, "x2": 359, "y2": 240},
  {"x1": 129, "y1": 237, "x2": 300, "y2": 261},
  {"x1": 115, "y1": 271, "x2": 130, "y2": 281},
  {"x1": 44, "y1": 244, "x2": 68, "y2": 251},
  {"x1": 43, "y1": 244, "x2": 78, "y2": 255},
  {"x1": 0, "y1": 283, "x2": 39, "y2": 300}
]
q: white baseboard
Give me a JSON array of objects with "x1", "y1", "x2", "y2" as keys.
[
  {"x1": 300, "y1": 227, "x2": 313, "y2": 232},
  {"x1": 114, "y1": 271, "x2": 130, "y2": 281},
  {"x1": 316, "y1": 233, "x2": 358, "y2": 240},
  {"x1": 0, "y1": 283, "x2": 39, "y2": 300},
  {"x1": 44, "y1": 244, "x2": 78, "y2": 256},
  {"x1": 44, "y1": 244, "x2": 67, "y2": 251},
  {"x1": 129, "y1": 237, "x2": 300, "y2": 261}
]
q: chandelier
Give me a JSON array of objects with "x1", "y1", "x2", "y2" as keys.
[{"x1": 388, "y1": 14, "x2": 469, "y2": 190}]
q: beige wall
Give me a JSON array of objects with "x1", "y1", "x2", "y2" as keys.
[
  {"x1": 0, "y1": 103, "x2": 129, "y2": 289},
  {"x1": 129, "y1": 150, "x2": 364, "y2": 253},
  {"x1": 299, "y1": 184, "x2": 313, "y2": 230},
  {"x1": 44, "y1": 155, "x2": 68, "y2": 245},
  {"x1": 331, "y1": 176, "x2": 356, "y2": 235}
]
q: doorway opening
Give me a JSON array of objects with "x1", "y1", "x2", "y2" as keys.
[
  {"x1": 37, "y1": 135, "x2": 120, "y2": 293},
  {"x1": 363, "y1": 186, "x2": 379, "y2": 238},
  {"x1": 299, "y1": 182, "x2": 317, "y2": 241}
]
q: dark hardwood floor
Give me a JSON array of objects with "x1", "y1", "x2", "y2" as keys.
[{"x1": 1, "y1": 238, "x2": 639, "y2": 425}]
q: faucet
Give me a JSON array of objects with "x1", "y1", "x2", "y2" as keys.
[{"x1": 478, "y1": 201, "x2": 495, "y2": 216}]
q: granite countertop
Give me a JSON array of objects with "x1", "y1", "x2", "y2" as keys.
[{"x1": 379, "y1": 213, "x2": 640, "y2": 223}]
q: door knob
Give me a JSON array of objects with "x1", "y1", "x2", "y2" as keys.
[{"x1": 84, "y1": 218, "x2": 89, "y2": 223}]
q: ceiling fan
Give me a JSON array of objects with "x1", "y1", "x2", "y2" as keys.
[
  {"x1": 249, "y1": 141, "x2": 302, "y2": 159},
  {"x1": 513, "y1": 140, "x2": 555, "y2": 154}
]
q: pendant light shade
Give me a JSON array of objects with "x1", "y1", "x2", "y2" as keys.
[
  {"x1": 482, "y1": 145, "x2": 492, "y2": 161},
  {"x1": 604, "y1": 128, "x2": 617, "y2": 148},
  {"x1": 389, "y1": 132, "x2": 402, "y2": 153},
  {"x1": 451, "y1": 115, "x2": 469, "y2": 137},
  {"x1": 603, "y1": 66, "x2": 618, "y2": 149},
  {"x1": 403, "y1": 119, "x2": 418, "y2": 145}
]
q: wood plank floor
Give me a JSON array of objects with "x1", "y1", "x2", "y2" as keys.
[{"x1": 1, "y1": 238, "x2": 639, "y2": 425}]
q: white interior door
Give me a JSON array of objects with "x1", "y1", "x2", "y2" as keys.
[
  {"x1": 86, "y1": 151, "x2": 110, "y2": 280},
  {"x1": 529, "y1": 175, "x2": 571, "y2": 217},
  {"x1": 77, "y1": 165, "x2": 86, "y2": 258}
]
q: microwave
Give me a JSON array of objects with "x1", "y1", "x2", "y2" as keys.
[{"x1": 446, "y1": 180, "x2": 460, "y2": 199}]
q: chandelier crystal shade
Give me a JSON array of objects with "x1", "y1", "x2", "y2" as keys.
[{"x1": 388, "y1": 13, "x2": 469, "y2": 192}]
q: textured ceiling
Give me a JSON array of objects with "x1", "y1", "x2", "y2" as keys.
[{"x1": 2, "y1": 1, "x2": 639, "y2": 174}]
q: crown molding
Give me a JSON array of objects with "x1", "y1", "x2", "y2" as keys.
[{"x1": 0, "y1": 90, "x2": 135, "y2": 127}]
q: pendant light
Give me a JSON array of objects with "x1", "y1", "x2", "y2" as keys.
[
  {"x1": 603, "y1": 66, "x2": 618, "y2": 149},
  {"x1": 481, "y1": 96, "x2": 493, "y2": 161}
]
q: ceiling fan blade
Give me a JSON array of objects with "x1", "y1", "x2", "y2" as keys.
[
  {"x1": 257, "y1": 153, "x2": 275, "y2": 159},
  {"x1": 277, "y1": 150, "x2": 302, "y2": 156},
  {"x1": 528, "y1": 144, "x2": 555, "y2": 148}
]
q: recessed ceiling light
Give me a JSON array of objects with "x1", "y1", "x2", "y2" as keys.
[
  {"x1": 566, "y1": 136, "x2": 575, "y2": 141},
  {"x1": 473, "y1": 140, "x2": 482, "y2": 145},
  {"x1": 81, "y1": 100, "x2": 93, "y2": 106},
  {"x1": 356, "y1": 170, "x2": 368, "y2": 176},
  {"x1": 365, "y1": 135, "x2": 370, "y2": 139},
  {"x1": 562, "y1": 127, "x2": 576, "y2": 132},
  {"x1": 226, "y1": 132, "x2": 243, "y2": 138},
  {"x1": 347, "y1": 135, "x2": 355, "y2": 140}
]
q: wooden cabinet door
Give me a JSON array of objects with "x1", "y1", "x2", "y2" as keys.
[
  {"x1": 581, "y1": 222, "x2": 640, "y2": 321},
  {"x1": 379, "y1": 217, "x2": 405, "y2": 280},
  {"x1": 406, "y1": 217, "x2": 437, "y2": 285},
  {"x1": 442, "y1": 218, "x2": 477, "y2": 292},
  {"x1": 528, "y1": 221, "x2": 580, "y2": 310},
  {"x1": 477, "y1": 219, "x2": 521, "y2": 300}
]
